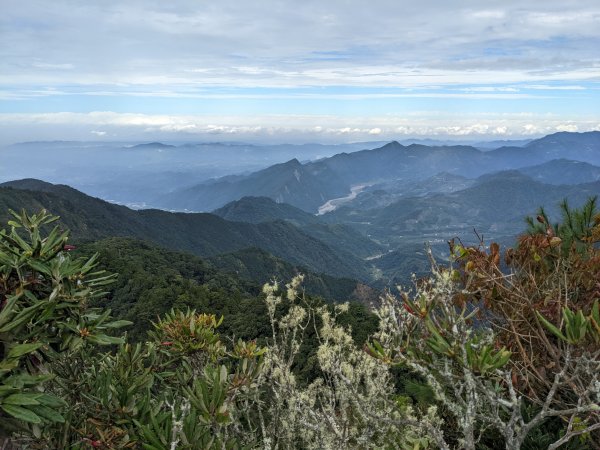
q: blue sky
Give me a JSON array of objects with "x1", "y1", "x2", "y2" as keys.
[{"x1": 1, "y1": 0, "x2": 600, "y2": 143}]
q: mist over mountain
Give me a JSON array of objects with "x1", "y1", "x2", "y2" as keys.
[
  {"x1": 2, "y1": 131, "x2": 599, "y2": 287},
  {"x1": 155, "y1": 131, "x2": 600, "y2": 214},
  {"x1": 0, "y1": 140, "x2": 384, "y2": 207}
]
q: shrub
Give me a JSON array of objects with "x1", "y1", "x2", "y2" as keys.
[
  {"x1": 2, "y1": 208, "x2": 598, "y2": 449},
  {"x1": 0, "y1": 209, "x2": 129, "y2": 446}
]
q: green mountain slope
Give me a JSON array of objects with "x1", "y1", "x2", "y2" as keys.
[
  {"x1": 213, "y1": 196, "x2": 382, "y2": 258},
  {"x1": 0, "y1": 179, "x2": 370, "y2": 280},
  {"x1": 213, "y1": 196, "x2": 321, "y2": 226},
  {"x1": 207, "y1": 247, "x2": 375, "y2": 303},
  {"x1": 77, "y1": 238, "x2": 378, "y2": 346}
]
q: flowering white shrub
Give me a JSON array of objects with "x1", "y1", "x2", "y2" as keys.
[
  {"x1": 258, "y1": 275, "x2": 434, "y2": 449},
  {"x1": 258, "y1": 264, "x2": 598, "y2": 449}
]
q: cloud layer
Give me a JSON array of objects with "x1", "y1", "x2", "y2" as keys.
[
  {"x1": 1, "y1": 1, "x2": 599, "y2": 142},
  {"x1": 0, "y1": 111, "x2": 596, "y2": 144}
]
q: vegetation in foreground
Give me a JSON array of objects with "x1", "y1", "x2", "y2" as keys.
[{"x1": 0, "y1": 204, "x2": 599, "y2": 449}]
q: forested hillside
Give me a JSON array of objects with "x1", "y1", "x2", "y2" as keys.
[
  {"x1": 76, "y1": 238, "x2": 375, "y2": 342},
  {"x1": 0, "y1": 180, "x2": 372, "y2": 280},
  {"x1": 2, "y1": 204, "x2": 599, "y2": 449}
]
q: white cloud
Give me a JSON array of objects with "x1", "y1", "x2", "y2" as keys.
[
  {"x1": 2, "y1": 1, "x2": 600, "y2": 89},
  {"x1": 0, "y1": 111, "x2": 598, "y2": 144},
  {"x1": 31, "y1": 62, "x2": 74, "y2": 70},
  {"x1": 1, "y1": 1, "x2": 599, "y2": 144},
  {"x1": 555, "y1": 124, "x2": 579, "y2": 132},
  {"x1": 523, "y1": 84, "x2": 586, "y2": 90}
]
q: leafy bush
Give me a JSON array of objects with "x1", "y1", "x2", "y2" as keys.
[
  {"x1": 1, "y1": 208, "x2": 598, "y2": 449},
  {"x1": 0, "y1": 209, "x2": 129, "y2": 443},
  {"x1": 449, "y1": 197, "x2": 600, "y2": 447}
]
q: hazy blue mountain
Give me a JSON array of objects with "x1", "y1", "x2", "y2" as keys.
[
  {"x1": 396, "y1": 138, "x2": 532, "y2": 149},
  {"x1": 489, "y1": 131, "x2": 600, "y2": 168},
  {"x1": 158, "y1": 131, "x2": 600, "y2": 214},
  {"x1": 324, "y1": 171, "x2": 600, "y2": 246},
  {"x1": 0, "y1": 140, "x2": 383, "y2": 207},
  {"x1": 0, "y1": 179, "x2": 371, "y2": 280},
  {"x1": 129, "y1": 142, "x2": 176, "y2": 149},
  {"x1": 343, "y1": 172, "x2": 475, "y2": 211},
  {"x1": 311, "y1": 131, "x2": 600, "y2": 189},
  {"x1": 517, "y1": 159, "x2": 600, "y2": 184},
  {"x1": 158, "y1": 158, "x2": 348, "y2": 212},
  {"x1": 158, "y1": 141, "x2": 486, "y2": 212},
  {"x1": 473, "y1": 139, "x2": 532, "y2": 150}
]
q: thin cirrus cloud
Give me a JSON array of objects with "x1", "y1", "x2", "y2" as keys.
[{"x1": 1, "y1": 0, "x2": 599, "y2": 142}]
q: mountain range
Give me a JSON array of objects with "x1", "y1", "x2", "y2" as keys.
[
  {"x1": 2, "y1": 131, "x2": 600, "y2": 287},
  {"x1": 0, "y1": 179, "x2": 373, "y2": 281},
  {"x1": 155, "y1": 131, "x2": 600, "y2": 213}
]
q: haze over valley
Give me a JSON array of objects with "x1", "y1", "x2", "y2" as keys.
[
  {"x1": 3, "y1": 130, "x2": 600, "y2": 286},
  {"x1": 2, "y1": 2, "x2": 600, "y2": 447}
]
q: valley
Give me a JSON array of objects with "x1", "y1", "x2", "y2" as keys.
[
  {"x1": 2, "y1": 131, "x2": 599, "y2": 288},
  {"x1": 317, "y1": 183, "x2": 370, "y2": 215},
  {"x1": 4, "y1": 2, "x2": 600, "y2": 446}
]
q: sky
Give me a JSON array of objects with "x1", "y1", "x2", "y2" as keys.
[{"x1": 1, "y1": 0, "x2": 600, "y2": 144}]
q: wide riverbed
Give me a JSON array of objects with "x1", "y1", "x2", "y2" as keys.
[{"x1": 316, "y1": 184, "x2": 369, "y2": 215}]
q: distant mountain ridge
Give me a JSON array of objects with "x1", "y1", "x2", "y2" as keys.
[
  {"x1": 517, "y1": 159, "x2": 600, "y2": 185},
  {"x1": 0, "y1": 140, "x2": 385, "y2": 206},
  {"x1": 160, "y1": 158, "x2": 348, "y2": 212},
  {"x1": 326, "y1": 170, "x2": 600, "y2": 242},
  {"x1": 156, "y1": 131, "x2": 600, "y2": 213}
]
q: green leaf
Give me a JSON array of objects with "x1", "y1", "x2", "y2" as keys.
[
  {"x1": 1, "y1": 404, "x2": 42, "y2": 423},
  {"x1": 3, "y1": 393, "x2": 42, "y2": 406},
  {"x1": 30, "y1": 405, "x2": 65, "y2": 423},
  {"x1": 0, "y1": 295, "x2": 19, "y2": 326},
  {"x1": 7, "y1": 342, "x2": 43, "y2": 359},
  {"x1": 0, "y1": 302, "x2": 44, "y2": 333},
  {"x1": 536, "y1": 311, "x2": 567, "y2": 342},
  {"x1": 14, "y1": 374, "x2": 55, "y2": 386},
  {"x1": 87, "y1": 334, "x2": 125, "y2": 345},
  {"x1": 102, "y1": 320, "x2": 133, "y2": 329},
  {"x1": 37, "y1": 394, "x2": 67, "y2": 408}
]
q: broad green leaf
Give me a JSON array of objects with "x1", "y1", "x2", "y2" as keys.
[
  {"x1": 13, "y1": 373, "x2": 54, "y2": 386},
  {"x1": 0, "y1": 295, "x2": 18, "y2": 326},
  {"x1": 7, "y1": 342, "x2": 43, "y2": 359},
  {"x1": 1, "y1": 404, "x2": 42, "y2": 423},
  {"x1": 37, "y1": 394, "x2": 67, "y2": 408},
  {"x1": 0, "y1": 302, "x2": 44, "y2": 333},
  {"x1": 30, "y1": 405, "x2": 65, "y2": 423},
  {"x1": 3, "y1": 393, "x2": 42, "y2": 406},
  {"x1": 87, "y1": 334, "x2": 125, "y2": 345},
  {"x1": 102, "y1": 320, "x2": 133, "y2": 329}
]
